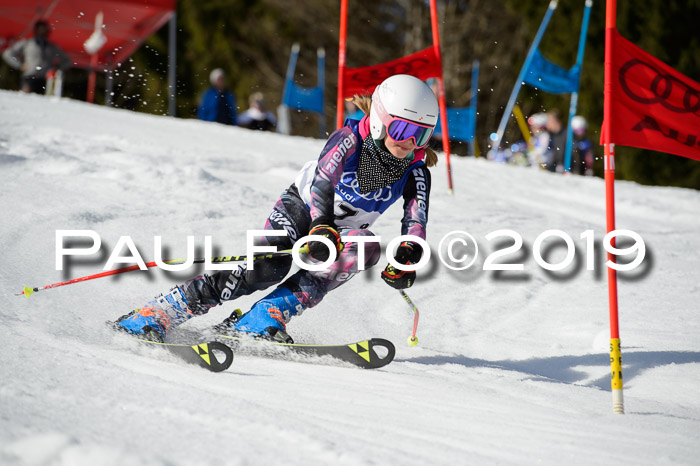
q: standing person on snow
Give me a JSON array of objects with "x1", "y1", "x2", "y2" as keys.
[
  {"x1": 237, "y1": 92, "x2": 277, "y2": 131},
  {"x1": 570, "y1": 115, "x2": 594, "y2": 176},
  {"x1": 115, "y1": 74, "x2": 438, "y2": 343},
  {"x1": 197, "y1": 68, "x2": 237, "y2": 125},
  {"x1": 2, "y1": 20, "x2": 70, "y2": 94}
]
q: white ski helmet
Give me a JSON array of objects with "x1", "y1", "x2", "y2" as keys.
[
  {"x1": 370, "y1": 74, "x2": 439, "y2": 146},
  {"x1": 571, "y1": 115, "x2": 588, "y2": 134},
  {"x1": 527, "y1": 112, "x2": 548, "y2": 128}
]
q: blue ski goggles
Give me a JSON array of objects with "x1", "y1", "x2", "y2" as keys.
[{"x1": 386, "y1": 117, "x2": 435, "y2": 148}]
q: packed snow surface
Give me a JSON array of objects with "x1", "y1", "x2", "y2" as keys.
[{"x1": 1, "y1": 91, "x2": 699, "y2": 465}]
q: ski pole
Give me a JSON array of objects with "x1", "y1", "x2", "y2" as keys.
[
  {"x1": 17, "y1": 249, "x2": 294, "y2": 298},
  {"x1": 398, "y1": 289, "x2": 420, "y2": 346}
]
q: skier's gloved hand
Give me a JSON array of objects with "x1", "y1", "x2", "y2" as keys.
[
  {"x1": 381, "y1": 241, "x2": 423, "y2": 289},
  {"x1": 307, "y1": 218, "x2": 342, "y2": 262}
]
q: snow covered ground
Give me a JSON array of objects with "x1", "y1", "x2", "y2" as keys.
[{"x1": 1, "y1": 90, "x2": 699, "y2": 465}]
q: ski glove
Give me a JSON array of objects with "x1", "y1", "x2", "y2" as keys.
[
  {"x1": 381, "y1": 241, "x2": 423, "y2": 289},
  {"x1": 307, "y1": 218, "x2": 342, "y2": 262}
]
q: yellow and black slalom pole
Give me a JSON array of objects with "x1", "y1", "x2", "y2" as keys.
[
  {"x1": 513, "y1": 105, "x2": 535, "y2": 151},
  {"x1": 17, "y1": 250, "x2": 293, "y2": 298}
]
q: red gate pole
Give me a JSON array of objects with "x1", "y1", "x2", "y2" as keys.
[
  {"x1": 336, "y1": 0, "x2": 349, "y2": 129},
  {"x1": 87, "y1": 53, "x2": 98, "y2": 103},
  {"x1": 429, "y1": 0, "x2": 454, "y2": 193},
  {"x1": 603, "y1": 0, "x2": 624, "y2": 414}
]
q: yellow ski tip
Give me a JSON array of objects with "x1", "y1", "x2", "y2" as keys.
[{"x1": 23, "y1": 287, "x2": 35, "y2": 297}]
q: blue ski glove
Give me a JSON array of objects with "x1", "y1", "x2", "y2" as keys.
[{"x1": 381, "y1": 241, "x2": 423, "y2": 289}]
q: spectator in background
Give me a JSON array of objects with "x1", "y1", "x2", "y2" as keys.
[
  {"x1": 527, "y1": 112, "x2": 550, "y2": 167},
  {"x1": 2, "y1": 20, "x2": 70, "y2": 94},
  {"x1": 544, "y1": 109, "x2": 566, "y2": 172},
  {"x1": 238, "y1": 92, "x2": 277, "y2": 131},
  {"x1": 486, "y1": 145, "x2": 513, "y2": 164},
  {"x1": 197, "y1": 68, "x2": 237, "y2": 125},
  {"x1": 570, "y1": 115, "x2": 594, "y2": 176}
]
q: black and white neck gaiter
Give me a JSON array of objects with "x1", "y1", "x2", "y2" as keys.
[{"x1": 356, "y1": 135, "x2": 411, "y2": 194}]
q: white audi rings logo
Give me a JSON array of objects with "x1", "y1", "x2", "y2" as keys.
[{"x1": 340, "y1": 172, "x2": 393, "y2": 202}]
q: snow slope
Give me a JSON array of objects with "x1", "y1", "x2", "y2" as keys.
[{"x1": 1, "y1": 90, "x2": 699, "y2": 465}]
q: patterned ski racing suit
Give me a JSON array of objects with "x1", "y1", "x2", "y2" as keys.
[{"x1": 155, "y1": 116, "x2": 431, "y2": 334}]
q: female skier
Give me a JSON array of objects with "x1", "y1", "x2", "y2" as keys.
[{"x1": 115, "y1": 74, "x2": 438, "y2": 343}]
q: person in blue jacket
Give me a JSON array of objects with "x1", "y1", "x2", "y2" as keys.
[
  {"x1": 570, "y1": 115, "x2": 595, "y2": 176},
  {"x1": 116, "y1": 74, "x2": 439, "y2": 343},
  {"x1": 197, "y1": 68, "x2": 237, "y2": 125}
]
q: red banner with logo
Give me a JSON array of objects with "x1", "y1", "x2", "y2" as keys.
[
  {"x1": 601, "y1": 29, "x2": 700, "y2": 161},
  {"x1": 341, "y1": 46, "x2": 442, "y2": 98}
]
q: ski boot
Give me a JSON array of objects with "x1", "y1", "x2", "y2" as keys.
[
  {"x1": 114, "y1": 308, "x2": 169, "y2": 342},
  {"x1": 215, "y1": 287, "x2": 303, "y2": 344},
  {"x1": 114, "y1": 287, "x2": 193, "y2": 342}
]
